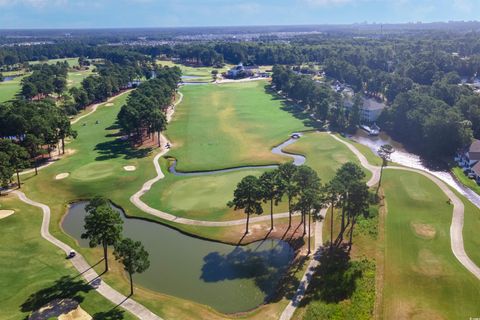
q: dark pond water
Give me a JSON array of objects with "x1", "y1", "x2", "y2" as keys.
[
  {"x1": 2, "y1": 76, "x2": 16, "y2": 82},
  {"x1": 62, "y1": 202, "x2": 295, "y2": 313}
]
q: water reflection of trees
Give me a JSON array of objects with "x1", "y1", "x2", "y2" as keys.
[{"x1": 200, "y1": 242, "x2": 294, "y2": 296}]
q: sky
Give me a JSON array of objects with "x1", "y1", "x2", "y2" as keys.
[{"x1": 0, "y1": 0, "x2": 479, "y2": 29}]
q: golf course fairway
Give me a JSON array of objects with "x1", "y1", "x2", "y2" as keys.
[{"x1": 382, "y1": 170, "x2": 480, "y2": 319}]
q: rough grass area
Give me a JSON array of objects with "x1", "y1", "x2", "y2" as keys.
[
  {"x1": 0, "y1": 195, "x2": 136, "y2": 320},
  {"x1": 166, "y1": 81, "x2": 312, "y2": 171},
  {"x1": 381, "y1": 170, "x2": 480, "y2": 319}
]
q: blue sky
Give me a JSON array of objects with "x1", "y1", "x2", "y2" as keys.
[{"x1": 0, "y1": 0, "x2": 479, "y2": 29}]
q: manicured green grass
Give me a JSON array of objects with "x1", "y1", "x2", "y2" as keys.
[
  {"x1": 283, "y1": 132, "x2": 372, "y2": 182},
  {"x1": 0, "y1": 74, "x2": 26, "y2": 103},
  {"x1": 157, "y1": 60, "x2": 232, "y2": 83},
  {"x1": 141, "y1": 158, "x2": 291, "y2": 221},
  {"x1": 67, "y1": 68, "x2": 95, "y2": 88},
  {"x1": 30, "y1": 58, "x2": 79, "y2": 67},
  {"x1": 142, "y1": 132, "x2": 371, "y2": 221},
  {"x1": 167, "y1": 81, "x2": 312, "y2": 171},
  {"x1": 0, "y1": 195, "x2": 136, "y2": 320},
  {"x1": 381, "y1": 170, "x2": 480, "y2": 319}
]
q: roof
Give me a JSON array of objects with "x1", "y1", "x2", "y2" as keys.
[
  {"x1": 362, "y1": 98, "x2": 386, "y2": 111},
  {"x1": 472, "y1": 160, "x2": 480, "y2": 176},
  {"x1": 469, "y1": 139, "x2": 480, "y2": 153}
]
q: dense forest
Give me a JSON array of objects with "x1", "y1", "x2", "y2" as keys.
[{"x1": 2, "y1": 28, "x2": 480, "y2": 165}]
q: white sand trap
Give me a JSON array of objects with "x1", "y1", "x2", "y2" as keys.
[
  {"x1": 105, "y1": 103, "x2": 114, "y2": 106},
  {"x1": 55, "y1": 173, "x2": 70, "y2": 180},
  {"x1": 124, "y1": 166, "x2": 136, "y2": 171},
  {"x1": 0, "y1": 210, "x2": 14, "y2": 219},
  {"x1": 58, "y1": 306, "x2": 92, "y2": 320}
]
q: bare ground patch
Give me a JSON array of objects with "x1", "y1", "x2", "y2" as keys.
[
  {"x1": 411, "y1": 222, "x2": 436, "y2": 239},
  {"x1": 388, "y1": 298, "x2": 445, "y2": 320},
  {"x1": 412, "y1": 249, "x2": 449, "y2": 277}
]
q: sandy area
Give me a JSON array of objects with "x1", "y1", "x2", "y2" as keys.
[
  {"x1": 58, "y1": 306, "x2": 92, "y2": 320},
  {"x1": 55, "y1": 173, "x2": 70, "y2": 180},
  {"x1": 124, "y1": 165, "x2": 136, "y2": 171},
  {"x1": 0, "y1": 210, "x2": 14, "y2": 219},
  {"x1": 105, "y1": 103, "x2": 114, "y2": 106},
  {"x1": 411, "y1": 222, "x2": 436, "y2": 239}
]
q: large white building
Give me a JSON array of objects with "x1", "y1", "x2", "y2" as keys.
[{"x1": 341, "y1": 88, "x2": 386, "y2": 123}]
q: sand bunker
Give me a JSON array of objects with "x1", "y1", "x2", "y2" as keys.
[
  {"x1": 124, "y1": 166, "x2": 136, "y2": 171},
  {"x1": 411, "y1": 222, "x2": 436, "y2": 239},
  {"x1": 0, "y1": 210, "x2": 14, "y2": 219},
  {"x1": 58, "y1": 306, "x2": 92, "y2": 320},
  {"x1": 55, "y1": 173, "x2": 70, "y2": 180},
  {"x1": 105, "y1": 103, "x2": 114, "y2": 106}
]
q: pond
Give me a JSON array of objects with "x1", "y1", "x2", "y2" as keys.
[
  {"x1": 350, "y1": 129, "x2": 480, "y2": 208},
  {"x1": 2, "y1": 76, "x2": 16, "y2": 82},
  {"x1": 62, "y1": 202, "x2": 295, "y2": 313}
]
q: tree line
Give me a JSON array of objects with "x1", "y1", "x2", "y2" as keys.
[
  {"x1": 117, "y1": 66, "x2": 181, "y2": 145},
  {"x1": 0, "y1": 99, "x2": 76, "y2": 189},
  {"x1": 20, "y1": 62, "x2": 68, "y2": 100},
  {"x1": 228, "y1": 162, "x2": 371, "y2": 254},
  {"x1": 271, "y1": 65, "x2": 362, "y2": 133}
]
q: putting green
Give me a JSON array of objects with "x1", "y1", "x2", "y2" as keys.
[
  {"x1": 71, "y1": 162, "x2": 117, "y2": 181},
  {"x1": 382, "y1": 170, "x2": 480, "y2": 319}
]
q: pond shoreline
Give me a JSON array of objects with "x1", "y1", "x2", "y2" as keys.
[{"x1": 62, "y1": 200, "x2": 300, "y2": 314}]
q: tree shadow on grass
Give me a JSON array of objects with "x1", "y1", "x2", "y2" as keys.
[
  {"x1": 21, "y1": 275, "x2": 93, "y2": 316},
  {"x1": 94, "y1": 138, "x2": 152, "y2": 161},
  {"x1": 299, "y1": 244, "x2": 360, "y2": 307},
  {"x1": 200, "y1": 243, "x2": 294, "y2": 299},
  {"x1": 264, "y1": 85, "x2": 323, "y2": 130},
  {"x1": 92, "y1": 308, "x2": 126, "y2": 320}
]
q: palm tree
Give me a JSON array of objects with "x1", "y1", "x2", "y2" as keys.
[
  {"x1": 277, "y1": 163, "x2": 299, "y2": 228},
  {"x1": 82, "y1": 197, "x2": 123, "y2": 272},
  {"x1": 228, "y1": 175, "x2": 264, "y2": 234},
  {"x1": 259, "y1": 170, "x2": 281, "y2": 231},
  {"x1": 114, "y1": 238, "x2": 150, "y2": 296},
  {"x1": 377, "y1": 144, "x2": 395, "y2": 194}
]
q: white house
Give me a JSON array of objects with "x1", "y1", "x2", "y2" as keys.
[{"x1": 343, "y1": 90, "x2": 386, "y2": 123}]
